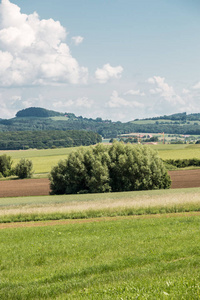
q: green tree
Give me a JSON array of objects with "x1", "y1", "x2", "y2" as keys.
[
  {"x1": 50, "y1": 142, "x2": 171, "y2": 195},
  {"x1": 0, "y1": 154, "x2": 13, "y2": 177},
  {"x1": 15, "y1": 158, "x2": 34, "y2": 179}
]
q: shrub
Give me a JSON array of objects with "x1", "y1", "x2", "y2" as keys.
[
  {"x1": 0, "y1": 154, "x2": 13, "y2": 177},
  {"x1": 15, "y1": 158, "x2": 34, "y2": 179},
  {"x1": 50, "y1": 142, "x2": 171, "y2": 195}
]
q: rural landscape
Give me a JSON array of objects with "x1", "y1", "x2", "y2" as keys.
[
  {"x1": 0, "y1": 107, "x2": 200, "y2": 298},
  {"x1": 1, "y1": 0, "x2": 200, "y2": 299}
]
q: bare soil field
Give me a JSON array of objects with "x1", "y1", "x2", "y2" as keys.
[
  {"x1": 169, "y1": 169, "x2": 200, "y2": 189},
  {"x1": 0, "y1": 178, "x2": 50, "y2": 197},
  {"x1": 0, "y1": 169, "x2": 200, "y2": 198}
]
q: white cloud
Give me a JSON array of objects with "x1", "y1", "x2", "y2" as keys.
[
  {"x1": 107, "y1": 90, "x2": 144, "y2": 108},
  {"x1": 193, "y1": 82, "x2": 200, "y2": 89},
  {"x1": 53, "y1": 97, "x2": 93, "y2": 109},
  {"x1": 182, "y1": 88, "x2": 190, "y2": 94},
  {"x1": 95, "y1": 63, "x2": 123, "y2": 84},
  {"x1": 124, "y1": 89, "x2": 145, "y2": 96},
  {"x1": 0, "y1": 0, "x2": 88, "y2": 86},
  {"x1": 76, "y1": 97, "x2": 93, "y2": 108},
  {"x1": 148, "y1": 76, "x2": 185, "y2": 105},
  {"x1": 71, "y1": 36, "x2": 84, "y2": 45}
]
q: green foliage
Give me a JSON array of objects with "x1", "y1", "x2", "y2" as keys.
[
  {"x1": 0, "y1": 154, "x2": 13, "y2": 177},
  {"x1": 0, "y1": 130, "x2": 102, "y2": 150},
  {"x1": 1, "y1": 107, "x2": 200, "y2": 139},
  {"x1": 16, "y1": 107, "x2": 63, "y2": 118},
  {"x1": 15, "y1": 158, "x2": 34, "y2": 179},
  {"x1": 50, "y1": 142, "x2": 171, "y2": 194},
  {"x1": 165, "y1": 158, "x2": 200, "y2": 168}
]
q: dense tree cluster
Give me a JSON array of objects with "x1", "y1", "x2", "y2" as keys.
[
  {"x1": 15, "y1": 159, "x2": 33, "y2": 179},
  {"x1": 0, "y1": 154, "x2": 13, "y2": 177},
  {"x1": 0, "y1": 155, "x2": 33, "y2": 178},
  {"x1": 0, "y1": 130, "x2": 102, "y2": 150},
  {"x1": 50, "y1": 142, "x2": 171, "y2": 195}
]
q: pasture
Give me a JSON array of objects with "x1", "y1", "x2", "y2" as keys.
[
  {"x1": 0, "y1": 214, "x2": 200, "y2": 299},
  {"x1": 1, "y1": 143, "x2": 200, "y2": 175}
]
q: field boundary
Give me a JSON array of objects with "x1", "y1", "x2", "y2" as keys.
[{"x1": 1, "y1": 211, "x2": 200, "y2": 229}]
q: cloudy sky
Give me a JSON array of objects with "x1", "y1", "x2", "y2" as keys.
[{"x1": 0, "y1": 0, "x2": 200, "y2": 121}]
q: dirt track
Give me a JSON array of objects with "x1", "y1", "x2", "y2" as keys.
[{"x1": 0, "y1": 169, "x2": 200, "y2": 198}]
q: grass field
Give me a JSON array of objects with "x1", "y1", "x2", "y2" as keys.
[
  {"x1": 0, "y1": 214, "x2": 200, "y2": 299},
  {"x1": 0, "y1": 147, "x2": 84, "y2": 174},
  {"x1": 1, "y1": 143, "x2": 200, "y2": 175}
]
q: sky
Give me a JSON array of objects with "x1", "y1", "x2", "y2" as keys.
[{"x1": 0, "y1": 0, "x2": 200, "y2": 121}]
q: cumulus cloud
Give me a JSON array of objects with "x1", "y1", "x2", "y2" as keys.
[
  {"x1": 124, "y1": 89, "x2": 145, "y2": 96},
  {"x1": 95, "y1": 63, "x2": 123, "y2": 83},
  {"x1": 0, "y1": 0, "x2": 88, "y2": 86},
  {"x1": 148, "y1": 76, "x2": 185, "y2": 105},
  {"x1": 193, "y1": 82, "x2": 200, "y2": 89},
  {"x1": 107, "y1": 90, "x2": 144, "y2": 108},
  {"x1": 71, "y1": 36, "x2": 84, "y2": 45},
  {"x1": 53, "y1": 97, "x2": 93, "y2": 109}
]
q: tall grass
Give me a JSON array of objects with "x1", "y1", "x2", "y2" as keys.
[{"x1": 1, "y1": 188, "x2": 200, "y2": 223}]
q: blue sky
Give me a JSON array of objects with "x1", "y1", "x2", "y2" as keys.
[{"x1": 0, "y1": 0, "x2": 200, "y2": 121}]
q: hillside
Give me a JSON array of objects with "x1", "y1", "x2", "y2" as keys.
[{"x1": 1, "y1": 107, "x2": 200, "y2": 139}]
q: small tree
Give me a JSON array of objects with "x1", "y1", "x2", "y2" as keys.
[
  {"x1": 15, "y1": 158, "x2": 34, "y2": 179},
  {"x1": 0, "y1": 154, "x2": 13, "y2": 177},
  {"x1": 50, "y1": 142, "x2": 171, "y2": 195}
]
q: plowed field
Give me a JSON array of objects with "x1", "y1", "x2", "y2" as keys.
[{"x1": 0, "y1": 170, "x2": 199, "y2": 198}]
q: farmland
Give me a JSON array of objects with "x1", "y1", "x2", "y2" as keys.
[
  {"x1": 1, "y1": 144, "x2": 200, "y2": 299},
  {"x1": 1, "y1": 143, "x2": 200, "y2": 175}
]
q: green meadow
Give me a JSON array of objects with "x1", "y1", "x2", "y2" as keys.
[
  {"x1": 1, "y1": 143, "x2": 200, "y2": 175},
  {"x1": 0, "y1": 214, "x2": 200, "y2": 299}
]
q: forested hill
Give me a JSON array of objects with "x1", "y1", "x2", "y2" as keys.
[
  {"x1": 1, "y1": 107, "x2": 200, "y2": 138},
  {"x1": 16, "y1": 107, "x2": 64, "y2": 118}
]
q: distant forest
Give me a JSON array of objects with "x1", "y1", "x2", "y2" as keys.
[{"x1": 0, "y1": 130, "x2": 102, "y2": 150}]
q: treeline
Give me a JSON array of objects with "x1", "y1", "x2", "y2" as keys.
[
  {"x1": 2, "y1": 118, "x2": 200, "y2": 138},
  {"x1": 0, "y1": 130, "x2": 102, "y2": 150},
  {"x1": 165, "y1": 158, "x2": 200, "y2": 168},
  {"x1": 143, "y1": 112, "x2": 200, "y2": 122}
]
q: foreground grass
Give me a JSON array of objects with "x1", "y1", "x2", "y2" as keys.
[
  {"x1": 1, "y1": 188, "x2": 200, "y2": 223},
  {"x1": 0, "y1": 215, "x2": 200, "y2": 299}
]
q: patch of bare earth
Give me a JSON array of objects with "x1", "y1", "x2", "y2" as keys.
[
  {"x1": 0, "y1": 178, "x2": 50, "y2": 197},
  {"x1": 0, "y1": 170, "x2": 200, "y2": 198},
  {"x1": 168, "y1": 169, "x2": 200, "y2": 189}
]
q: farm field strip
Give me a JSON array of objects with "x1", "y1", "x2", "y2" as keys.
[
  {"x1": 0, "y1": 215, "x2": 200, "y2": 299},
  {"x1": 1, "y1": 144, "x2": 200, "y2": 174},
  {"x1": 1, "y1": 187, "x2": 200, "y2": 219}
]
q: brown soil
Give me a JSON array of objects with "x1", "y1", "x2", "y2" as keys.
[
  {"x1": 168, "y1": 169, "x2": 200, "y2": 189},
  {"x1": 0, "y1": 169, "x2": 200, "y2": 198},
  {"x1": 0, "y1": 178, "x2": 50, "y2": 197}
]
